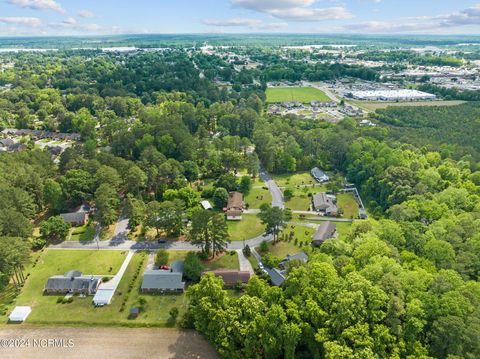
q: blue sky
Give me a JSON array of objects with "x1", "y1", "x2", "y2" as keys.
[{"x1": 0, "y1": 0, "x2": 479, "y2": 36}]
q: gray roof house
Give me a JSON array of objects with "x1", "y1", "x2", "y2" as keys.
[
  {"x1": 44, "y1": 270, "x2": 101, "y2": 295},
  {"x1": 312, "y1": 221, "x2": 337, "y2": 247},
  {"x1": 265, "y1": 268, "x2": 286, "y2": 287},
  {"x1": 60, "y1": 212, "x2": 89, "y2": 226},
  {"x1": 311, "y1": 167, "x2": 329, "y2": 183},
  {"x1": 312, "y1": 193, "x2": 338, "y2": 215},
  {"x1": 141, "y1": 260, "x2": 185, "y2": 293}
]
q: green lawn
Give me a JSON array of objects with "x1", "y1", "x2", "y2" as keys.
[
  {"x1": 228, "y1": 214, "x2": 265, "y2": 241},
  {"x1": 281, "y1": 224, "x2": 315, "y2": 246},
  {"x1": 284, "y1": 186, "x2": 327, "y2": 211},
  {"x1": 272, "y1": 172, "x2": 316, "y2": 187},
  {"x1": 348, "y1": 99, "x2": 465, "y2": 111},
  {"x1": 203, "y1": 252, "x2": 239, "y2": 271},
  {"x1": 1, "y1": 250, "x2": 191, "y2": 327},
  {"x1": 244, "y1": 186, "x2": 271, "y2": 209},
  {"x1": 69, "y1": 224, "x2": 95, "y2": 241},
  {"x1": 266, "y1": 87, "x2": 331, "y2": 104},
  {"x1": 1, "y1": 250, "x2": 130, "y2": 325},
  {"x1": 337, "y1": 193, "x2": 359, "y2": 219},
  {"x1": 263, "y1": 241, "x2": 304, "y2": 259}
]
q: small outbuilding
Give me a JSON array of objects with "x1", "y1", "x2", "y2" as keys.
[
  {"x1": 201, "y1": 200, "x2": 213, "y2": 210},
  {"x1": 129, "y1": 307, "x2": 140, "y2": 319},
  {"x1": 9, "y1": 306, "x2": 32, "y2": 322}
]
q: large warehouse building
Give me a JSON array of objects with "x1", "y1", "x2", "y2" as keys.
[{"x1": 351, "y1": 89, "x2": 437, "y2": 101}]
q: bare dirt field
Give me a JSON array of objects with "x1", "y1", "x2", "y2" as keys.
[{"x1": 0, "y1": 326, "x2": 220, "y2": 359}]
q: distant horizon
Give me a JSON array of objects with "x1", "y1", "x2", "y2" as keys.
[{"x1": 1, "y1": 0, "x2": 480, "y2": 37}]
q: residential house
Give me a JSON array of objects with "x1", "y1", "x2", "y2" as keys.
[
  {"x1": 279, "y1": 252, "x2": 308, "y2": 270},
  {"x1": 225, "y1": 191, "x2": 244, "y2": 220},
  {"x1": 311, "y1": 167, "x2": 329, "y2": 183},
  {"x1": 0, "y1": 138, "x2": 14, "y2": 147},
  {"x1": 312, "y1": 192, "x2": 338, "y2": 216},
  {"x1": 44, "y1": 270, "x2": 101, "y2": 295},
  {"x1": 141, "y1": 260, "x2": 185, "y2": 293},
  {"x1": 312, "y1": 221, "x2": 337, "y2": 247},
  {"x1": 265, "y1": 268, "x2": 286, "y2": 287},
  {"x1": 211, "y1": 270, "x2": 251, "y2": 287},
  {"x1": 60, "y1": 212, "x2": 89, "y2": 227}
]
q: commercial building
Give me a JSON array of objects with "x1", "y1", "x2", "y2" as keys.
[{"x1": 351, "y1": 89, "x2": 436, "y2": 101}]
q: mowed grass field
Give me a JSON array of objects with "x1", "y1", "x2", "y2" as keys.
[
  {"x1": 349, "y1": 99, "x2": 465, "y2": 111},
  {"x1": 266, "y1": 87, "x2": 331, "y2": 104}
]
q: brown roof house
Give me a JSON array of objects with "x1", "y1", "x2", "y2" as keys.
[
  {"x1": 225, "y1": 191, "x2": 244, "y2": 221},
  {"x1": 210, "y1": 270, "x2": 251, "y2": 287},
  {"x1": 312, "y1": 221, "x2": 337, "y2": 247}
]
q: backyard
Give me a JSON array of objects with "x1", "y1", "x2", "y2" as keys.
[
  {"x1": 244, "y1": 186, "x2": 271, "y2": 209},
  {"x1": 266, "y1": 87, "x2": 331, "y2": 104},
  {"x1": 337, "y1": 193, "x2": 360, "y2": 219}
]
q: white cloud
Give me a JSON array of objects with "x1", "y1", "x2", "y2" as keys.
[
  {"x1": 78, "y1": 9, "x2": 95, "y2": 18},
  {"x1": 345, "y1": 3, "x2": 480, "y2": 33},
  {"x1": 0, "y1": 16, "x2": 42, "y2": 27},
  {"x1": 231, "y1": 0, "x2": 353, "y2": 21},
  {"x1": 7, "y1": 0, "x2": 65, "y2": 13}
]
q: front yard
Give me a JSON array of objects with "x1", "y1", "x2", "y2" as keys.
[
  {"x1": 227, "y1": 214, "x2": 265, "y2": 241},
  {"x1": 68, "y1": 224, "x2": 95, "y2": 241}
]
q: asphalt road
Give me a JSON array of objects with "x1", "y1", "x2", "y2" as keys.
[{"x1": 50, "y1": 169, "x2": 280, "y2": 252}]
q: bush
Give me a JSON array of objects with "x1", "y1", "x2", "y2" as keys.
[
  {"x1": 184, "y1": 252, "x2": 204, "y2": 282},
  {"x1": 155, "y1": 249, "x2": 169, "y2": 267},
  {"x1": 170, "y1": 307, "x2": 179, "y2": 320},
  {"x1": 243, "y1": 245, "x2": 251, "y2": 257},
  {"x1": 32, "y1": 238, "x2": 47, "y2": 250},
  {"x1": 259, "y1": 240, "x2": 269, "y2": 253}
]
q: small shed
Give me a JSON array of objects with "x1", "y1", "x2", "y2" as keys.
[
  {"x1": 201, "y1": 200, "x2": 213, "y2": 210},
  {"x1": 9, "y1": 306, "x2": 32, "y2": 322},
  {"x1": 129, "y1": 307, "x2": 140, "y2": 319}
]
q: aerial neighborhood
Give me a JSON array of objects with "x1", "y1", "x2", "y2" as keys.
[{"x1": 0, "y1": 29, "x2": 479, "y2": 359}]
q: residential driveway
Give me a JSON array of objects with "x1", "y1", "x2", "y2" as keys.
[
  {"x1": 260, "y1": 169, "x2": 284, "y2": 209},
  {"x1": 236, "y1": 250, "x2": 254, "y2": 274},
  {"x1": 112, "y1": 216, "x2": 130, "y2": 242},
  {"x1": 0, "y1": 327, "x2": 220, "y2": 359}
]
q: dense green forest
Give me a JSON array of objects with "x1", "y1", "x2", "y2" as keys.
[
  {"x1": 0, "y1": 45, "x2": 480, "y2": 359},
  {"x1": 375, "y1": 103, "x2": 480, "y2": 160}
]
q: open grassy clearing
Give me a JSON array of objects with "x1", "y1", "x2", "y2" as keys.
[
  {"x1": 349, "y1": 99, "x2": 465, "y2": 111},
  {"x1": 337, "y1": 193, "x2": 360, "y2": 219},
  {"x1": 272, "y1": 171, "x2": 317, "y2": 187},
  {"x1": 281, "y1": 224, "x2": 315, "y2": 246},
  {"x1": 266, "y1": 87, "x2": 330, "y2": 104},
  {"x1": 227, "y1": 214, "x2": 264, "y2": 241}
]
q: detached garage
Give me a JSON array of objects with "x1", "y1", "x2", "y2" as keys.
[{"x1": 9, "y1": 306, "x2": 32, "y2": 322}]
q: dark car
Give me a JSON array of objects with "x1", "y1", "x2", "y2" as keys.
[{"x1": 157, "y1": 239, "x2": 167, "y2": 244}]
